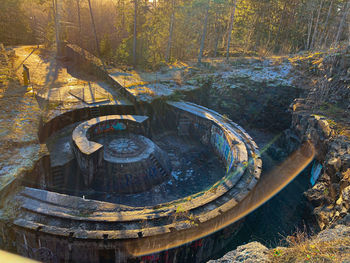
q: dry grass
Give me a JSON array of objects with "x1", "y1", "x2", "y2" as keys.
[{"x1": 270, "y1": 230, "x2": 350, "y2": 263}]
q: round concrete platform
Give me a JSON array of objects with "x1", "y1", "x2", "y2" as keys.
[
  {"x1": 95, "y1": 133, "x2": 172, "y2": 194},
  {"x1": 101, "y1": 134, "x2": 156, "y2": 162}
]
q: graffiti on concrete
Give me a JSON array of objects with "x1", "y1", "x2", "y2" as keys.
[
  {"x1": 191, "y1": 239, "x2": 203, "y2": 249},
  {"x1": 210, "y1": 126, "x2": 235, "y2": 172},
  {"x1": 93, "y1": 120, "x2": 126, "y2": 135},
  {"x1": 194, "y1": 121, "x2": 210, "y2": 144}
]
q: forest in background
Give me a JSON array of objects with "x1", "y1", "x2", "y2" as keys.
[{"x1": 1, "y1": 0, "x2": 350, "y2": 68}]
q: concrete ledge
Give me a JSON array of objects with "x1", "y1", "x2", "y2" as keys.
[
  {"x1": 38, "y1": 104, "x2": 135, "y2": 143},
  {"x1": 72, "y1": 115, "x2": 149, "y2": 186}
]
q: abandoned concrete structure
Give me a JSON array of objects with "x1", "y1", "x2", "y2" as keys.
[
  {"x1": 1, "y1": 46, "x2": 262, "y2": 263},
  {"x1": 72, "y1": 115, "x2": 171, "y2": 193}
]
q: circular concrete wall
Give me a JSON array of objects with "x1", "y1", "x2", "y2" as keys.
[{"x1": 12, "y1": 101, "x2": 262, "y2": 263}]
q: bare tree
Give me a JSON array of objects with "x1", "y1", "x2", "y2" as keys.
[
  {"x1": 310, "y1": 0, "x2": 324, "y2": 49},
  {"x1": 226, "y1": 0, "x2": 237, "y2": 60},
  {"x1": 165, "y1": 0, "x2": 175, "y2": 62},
  {"x1": 133, "y1": 0, "x2": 138, "y2": 67},
  {"x1": 306, "y1": 1, "x2": 315, "y2": 50},
  {"x1": 87, "y1": 0, "x2": 100, "y2": 56},
  {"x1": 334, "y1": 0, "x2": 350, "y2": 47},
  {"x1": 213, "y1": 12, "x2": 220, "y2": 57},
  {"x1": 52, "y1": 0, "x2": 60, "y2": 54},
  {"x1": 198, "y1": 0, "x2": 210, "y2": 63},
  {"x1": 319, "y1": 0, "x2": 334, "y2": 48},
  {"x1": 76, "y1": 0, "x2": 82, "y2": 47}
]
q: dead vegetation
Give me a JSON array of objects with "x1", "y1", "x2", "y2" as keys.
[
  {"x1": 270, "y1": 228, "x2": 350, "y2": 263},
  {"x1": 291, "y1": 48, "x2": 350, "y2": 141}
]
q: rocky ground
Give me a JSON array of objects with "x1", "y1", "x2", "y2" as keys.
[
  {"x1": 0, "y1": 45, "x2": 42, "y2": 190},
  {"x1": 209, "y1": 224, "x2": 350, "y2": 263}
]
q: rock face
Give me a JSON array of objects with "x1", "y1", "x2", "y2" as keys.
[
  {"x1": 207, "y1": 242, "x2": 270, "y2": 263},
  {"x1": 316, "y1": 223, "x2": 350, "y2": 242},
  {"x1": 184, "y1": 59, "x2": 302, "y2": 132},
  {"x1": 287, "y1": 99, "x2": 350, "y2": 230},
  {"x1": 284, "y1": 49, "x2": 350, "y2": 231}
]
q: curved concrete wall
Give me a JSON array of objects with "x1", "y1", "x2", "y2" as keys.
[
  {"x1": 167, "y1": 101, "x2": 257, "y2": 175},
  {"x1": 11, "y1": 101, "x2": 262, "y2": 263},
  {"x1": 38, "y1": 104, "x2": 135, "y2": 143},
  {"x1": 72, "y1": 115, "x2": 149, "y2": 187}
]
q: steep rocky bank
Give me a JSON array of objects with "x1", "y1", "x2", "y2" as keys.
[
  {"x1": 206, "y1": 49, "x2": 350, "y2": 262},
  {"x1": 182, "y1": 58, "x2": 303, "y2": 132},
  {"x1": 288, "y1": 100, "x2": 350, "y2": 230},
  {"x1": 286, "y1": 48, "x2": 350, "y2": 231}
]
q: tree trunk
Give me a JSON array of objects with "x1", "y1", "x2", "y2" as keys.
[
  {"x1": 76, "y1": 0, "x2": 82, "y2": 47},
  {"x1": 88, "y1": 0, "x2": 100, "y2": 57},
  {"x1": 335, "y1": 0, "x2": 350, "y2": 47},
  {"x1": 348, "y1": 17, "x2": 350, "y2": 46},
  {"x1": 274, "y1": 1, "x2": 287, "y2": 52},
  {"x1": 319, "y1": 0, "x2": 334, "y2": 48},
  {"x1": 306, "y1": 3, "x2": 315, "y2": 50},
  {"x1": 166, "y1": 0, "x2": 175, "y2": 62},
  {"x1": 214, "y1": 27, "x2": 220, "y2": 57},
  {"x1": 52, "y1": 0, "x2": 60, "y2": 55},
  {"x1": 226, "y1": 0, "x2": 237, "y2": 60},
  {"x1": 198, "y1": 0, "x2": 210, "y2": 63},
  {"x1": 133, "y1": 0, "x2": 138, "y2": 67},
  {"x1": 310, "y1": 0, "x2": 324, "y2": 50}
]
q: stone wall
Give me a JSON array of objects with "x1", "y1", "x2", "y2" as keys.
[
  {"x1": 72, "y1": 115, "x2": 150, "y2": 188},
  {"x1": 11, "y1": 220, "x2": 241, "y2": 263},
  {"x1": 286, "y1": 98, "x2": 350, "y2": 229}
]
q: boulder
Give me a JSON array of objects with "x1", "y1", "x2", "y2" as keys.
[
  {"x1": 316, "y1": 224, "x2": 350, "y2": 242},
  {"x1": 207, "y1": 242, "x2": 270, "y2": 263},
  {"x1": 317, "y1": 119, "x2": 331, "y2": 138},
  {"x1": 304, "y1": 181, "x2": 331, "y2": 207},
  {"x1": 314, "y1": 206, "x2": 334, "y2": 230}
]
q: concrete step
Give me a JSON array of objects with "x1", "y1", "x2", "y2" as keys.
[
  {"x1": 149, "y1": 154, "x2": 168, "y2": 177},
  {"x1": 51, "y1": 166, "x2": 64, "y2": 187}
]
